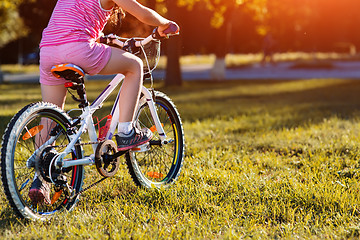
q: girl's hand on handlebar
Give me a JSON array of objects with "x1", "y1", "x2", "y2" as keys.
[
  {"x1": 157, "y1": 22, "x2": 180, "y2": 38},
  {"x1": 100, "y1": 22, "x2": 180, "y2": 49}
]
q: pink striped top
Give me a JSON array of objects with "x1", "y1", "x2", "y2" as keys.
[{"x1": 40, "y1": 0, "x2": 112, "y2": 47}]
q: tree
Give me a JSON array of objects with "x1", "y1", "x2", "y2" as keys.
[
  {"x1": 202, "y1": 0, "x2": 246, "y2": 80},
  {"x1": 18, "y1": 0, "x2": 57, "y2": 45},
  {"x1": 143, "y1": 0, "x2": 183, "y2": 86},
  {"x1": 146, "y1": 0, "x2": 157, "y2": 10},
  {"x1": 154, "y1": 0, "x2": 265, "y2": 82},
  {"x1": 165, "y1": 0, "x2": 182, "y2": 86},
  {"x1": 0, "y1": 0, "x2": 28, "y2": 48},
  {"x1": 176, "y1": 0, "x2": 268, "y2": 80},
  {"x1": 0, "y1": 0, "x2": 28, "y2": 82}
]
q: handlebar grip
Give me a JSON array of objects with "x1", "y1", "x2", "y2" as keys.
[
  {"x1": 164, "y1": 23, "x2": 180, "y2": 35},
  {"x1": 152, "y1": 23, "x2": 180, "y2": 40}
]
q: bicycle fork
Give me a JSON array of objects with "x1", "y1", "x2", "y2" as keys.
[{"x1": 140, "y1": 86, "x2": 168, "y2": 142}]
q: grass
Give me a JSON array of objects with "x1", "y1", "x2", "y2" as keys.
[{"x1": 1, "y1": 78, "x2": 360, "y2": 238}]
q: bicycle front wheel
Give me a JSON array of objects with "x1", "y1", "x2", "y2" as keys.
[
  {"x1": 126, "y1": 91, "x2": 185, "y2": 188},
  {"x1": 1, "y1": 102, "x2": 84, "y2": 220}
]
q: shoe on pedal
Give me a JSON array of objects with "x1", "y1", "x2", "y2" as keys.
[
  {"x1": 115, "y1": 127, "x2": 153, "y2": 151},
  {"x1": 29, "y1": 177, "x2": 51, "y2": 205}
]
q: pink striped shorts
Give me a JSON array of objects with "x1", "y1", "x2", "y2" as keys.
[{"x1": 39, "y1": 41, "x2": 112, "y2": 85}]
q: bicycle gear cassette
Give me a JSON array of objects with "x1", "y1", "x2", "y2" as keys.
[
  {"x1": 95, "y1": 140, "x2": 120, "y2": 177},
  {"x1": 36, "y1": 147, "x2": 68, "y2": 185}
]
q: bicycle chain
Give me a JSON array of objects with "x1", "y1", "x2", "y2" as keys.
[
  {"x1": 54, "y1": 141, "x2": 103, "y2": 149},
  {"x1": 52, "y1": 140, "x2": 111, "y2": 199},
  {"x1": 69, "y1": 176, "x2": 108, "y2": 200}
]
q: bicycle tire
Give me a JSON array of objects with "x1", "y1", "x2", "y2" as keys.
[
  {"x1": 125, "y1": 91, "x2": 185, "y2": 188},
  {"x1": 1, "y1": 102, "x2": 84, "y2": 220}
]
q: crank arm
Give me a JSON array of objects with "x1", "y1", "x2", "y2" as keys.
[
  {"x1": 106, "y1": 150, "x2": 127, "y2": 161},
  {"x1": 150, "y1": 139, "x2": 174, "y2": 146}
]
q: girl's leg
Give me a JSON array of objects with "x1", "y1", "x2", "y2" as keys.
[
  {"x1": 41, "y1": 84, "x2": 67, "y2": 109},
  {"x1": 39, "y1": 84, "x2": 67, "y2": 145},
  {"x1": 29, "y1": 84, "x2": 67, "y2": 204},
  {"x1": 99, "y1": 46, "x2": 152, "y2": 150},
  {"x1": 99, "y1": 47, "x2": 143, "y2": 123}
]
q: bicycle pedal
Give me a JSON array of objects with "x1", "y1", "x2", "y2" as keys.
[{"x1": 131, "y1": 142, "x2": 150, "y2": 152}]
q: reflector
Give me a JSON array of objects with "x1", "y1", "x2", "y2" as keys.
[{"x1": 22, "y1": 125, "x2": 44, "y2": 141}]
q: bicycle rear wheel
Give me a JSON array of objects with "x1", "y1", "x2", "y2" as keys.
[
  {"x1": 1, "y1": 102, "x2": 84, "y2": 220},
  {"x1": 126, "y1": 91, "x2": 185, "y2": 188}
]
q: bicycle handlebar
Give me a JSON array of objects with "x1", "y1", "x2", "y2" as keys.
[{"x1": 100, "y1": 23, "x2": 179, "y2": 49}]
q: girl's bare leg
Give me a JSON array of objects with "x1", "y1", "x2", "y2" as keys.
[
  {"x1": 41, "y1": 84, "x2": 67, "y2": 109},
  {"x1": 37, "y1": 84, "x2": 67, "y2": 145},
  {"x1": 99, "y1": 46, "x2": 152, "y2": 150},
  {"x1": 30, "y1": 84, "x2": 67, "y2": 204},
  {"x1": 99, "y1": 47, "x2": 143, "y2": 123}
]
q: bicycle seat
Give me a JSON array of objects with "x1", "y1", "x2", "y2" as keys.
[{"x1": 51, "y1": 63, "x2": 85, "y2": 83}]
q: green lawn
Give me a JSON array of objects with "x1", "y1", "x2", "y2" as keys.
[{"x1": 1, "y1": 78, "x2": 360, "y2": 239}]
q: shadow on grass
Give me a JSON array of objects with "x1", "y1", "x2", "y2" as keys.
[
  {"x1": 0, "y1": 208, "x2": 25, "y2": 228},
  {"x1": 1, "y1": 78, "x2": 360, "y2": 142},
  {"x1": 0, "y1": 115, "x2": 13, "y2": 138},
  {"x1": 1, "y1": 78, "x2": 360, "y2": 224},
  {"x1": 159, "y1": 79, "x2": 360, "y2": 131}
]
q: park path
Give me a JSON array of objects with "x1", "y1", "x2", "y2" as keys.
[{"x1": 3, "y1": 61, "x2": 360, "y2": 84}]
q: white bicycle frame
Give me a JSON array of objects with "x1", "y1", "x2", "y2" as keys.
[
  {"x1": 52, "y1": 73, "x2": 168, "y2": 169},
  {"x1": 26, "y1": 33, "x2": 169, "y2": 172}
]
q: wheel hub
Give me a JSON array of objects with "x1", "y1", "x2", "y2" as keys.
[{"x1": 36, "y1": 147, "x2": 67, "y2": 185}]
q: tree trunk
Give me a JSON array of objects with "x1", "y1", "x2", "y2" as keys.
[
  {"x1": 0, "y1": 57, "x2": 3, "y2": 83},
  {"x1": 146, "y1": 0, "x2": 156, "y2": 10},
  {"x1": 165, "y1": 0, "x2": 182, "y2": 86},
  {"x1": 210, "y1": 57, "x2": 226, "y2": 81},
  {"x1": 210, "y1": 7, "x2": 234, "y2": 81}
]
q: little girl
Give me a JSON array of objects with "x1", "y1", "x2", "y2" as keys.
[{"x1": 29, "y1": 0, "x2": 179, "y2": 204}]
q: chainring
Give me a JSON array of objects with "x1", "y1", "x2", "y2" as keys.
[{"x1": 95, "y1": 140, "x2": 120, "y2": 177}]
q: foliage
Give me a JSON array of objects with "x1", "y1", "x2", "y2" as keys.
[
  {"x1": 2, "y1": 78, "x2": 360, "y2": 238},
  {"x1": 17, "y1": 0, "x2": 57, "y2": 43},
  {"x1": 177, "y1": 0, "x2": 360, "y2": 53},
  {"x1": 3, "y1": 0, "x2": 360, "y2": 63},
  {"x1": 0, "y1": 0, "x2": 28, "y2": 48},
  {"x1": 177, "y1": 0, "x2": 266, "y2": 29}
]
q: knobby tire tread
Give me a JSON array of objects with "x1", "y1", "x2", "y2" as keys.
[{"x1": 1, "y1": 102, "x2": 84, "y2": 220}]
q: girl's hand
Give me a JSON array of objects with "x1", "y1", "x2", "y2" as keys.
[{"x1": 157, "y1": 22, "x2": 180, "y2": 37}]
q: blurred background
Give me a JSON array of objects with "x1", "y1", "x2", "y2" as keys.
[{"x1": 1, "y1": 0, "x2": 360, "y2": 83}]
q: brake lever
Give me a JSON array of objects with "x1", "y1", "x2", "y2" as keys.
[
  {"x1": 152, "y1": 27, "x2": 163, "y2": 40},
  {"x1": 123, "y1": 38, "x2": 140, "y2": 54}
]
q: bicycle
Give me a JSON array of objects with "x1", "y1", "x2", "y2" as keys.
[{"x1": 0, "y1": 25, "x2": 185, "y2": 220}]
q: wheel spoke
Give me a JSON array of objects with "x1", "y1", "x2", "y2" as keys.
[{"x1": 1, "y1": 103, "x2": 84, "y2": 220}]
